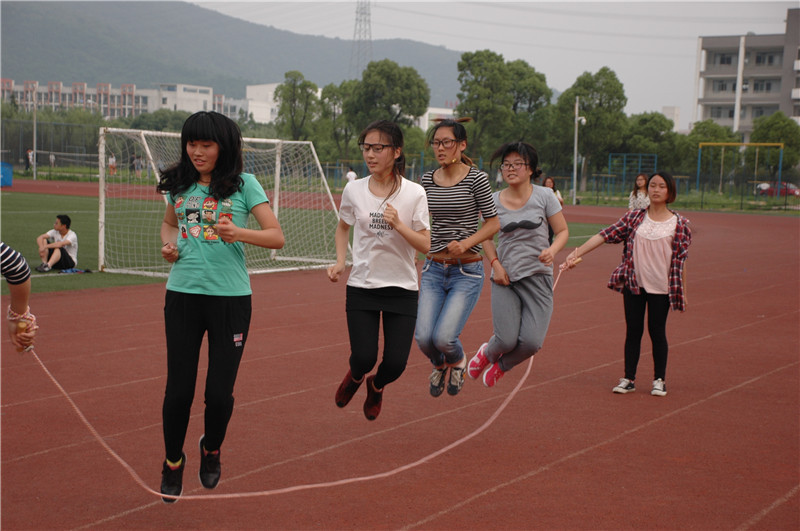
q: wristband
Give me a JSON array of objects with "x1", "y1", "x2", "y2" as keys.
[{"x1": 490, "y1": 257, "x2": 498, "y2": 266}]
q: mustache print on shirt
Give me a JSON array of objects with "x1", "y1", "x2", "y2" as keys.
[{"x1": 501, "y1": 217, "x2": 544, "y2": 233}]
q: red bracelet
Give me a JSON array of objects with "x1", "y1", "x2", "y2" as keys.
[{"x1": 490, "y1": 257, "x2": 498, "y2": 266}]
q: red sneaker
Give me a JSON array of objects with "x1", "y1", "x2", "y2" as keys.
[
  {"x1": 482, "y1": 362, "x2": 505, "y2": 388},
  {"x1": 468, "y1": 343, "x2": 490, "y2": 380},
  {"x1": 335, "y1": 370, "x2": 363, "y2": 408},
  {"x1": 363, "y1": 376, "x2": 383, "y2": 420}
]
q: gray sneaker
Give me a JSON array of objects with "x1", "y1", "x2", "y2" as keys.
[
  {"x1": 613, "y1": 378, "x2": 635, "y2": 394},
  {"x1": 429, "y1": 367, "x2": 447, "y2": 397}
]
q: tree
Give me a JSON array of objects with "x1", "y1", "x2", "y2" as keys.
[
  {"x1": 623, "y1": 112, "x2": 683, "y2": 172},
  {"x1": 455, "y1": 50, "x2": 512, "y2": 160},
  {"x1": 345, "y1": 59, "x2": 429, "y2": 127},
  {"x1": 748, "y1": 111, "x2": 800, "y2": 176},
  {"x1": 556, "y1": 67, "x2": 628, "y2": 189},
  {"x1": 274, "y1": 71, "x2": 319, "y2": 141},
  {"x1": 317, "y1": 80, "x2": 359, "y2": 161},
  {"x1": 506, "y1": 59, "x2": 552, "y2": 150}
]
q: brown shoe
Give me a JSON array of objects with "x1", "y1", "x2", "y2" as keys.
[
  {"x1": 363, "y1": 376, "x2": 383, "y2": 421},
  {"x1": 335, "y1": 369, "x2": 363, "y2": 408}
]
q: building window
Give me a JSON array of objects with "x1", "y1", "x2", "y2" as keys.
[
  {"x1": 753, "y1": 80, "x2": 776, "y2": 92},
  {"x1": 712, "y1": 80, "x2": 729, "y2": 92},
  {"x1": 755, "y1": 52, "x2": 780, "y2": 66},
  {"x1": 162, "y1": 97, "x2": 167, "y2": 104},
  {"x1": 716, "y1": 53, "x2": 734, "y2": 65}
]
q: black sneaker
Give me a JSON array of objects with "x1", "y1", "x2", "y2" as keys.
[
  {"x1": 160, "y1": 453, "x2": 186, "y2": 503},
  {"x1": 447, "y1": 357, "x2": 467, "y2": 396},
  {"x1": 429, "y1": 366, "x2": 447, "y2": 397},
  {"x1": 198, "y1": 435, "x2": 221, "y2": 489},
  {"x1": 35, "y1": 263, "x2": 51, "y2": 273}
]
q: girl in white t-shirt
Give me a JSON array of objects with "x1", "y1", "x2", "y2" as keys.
[{"x1": 327, "y1": 120, "x2": 430, "y2": 421}]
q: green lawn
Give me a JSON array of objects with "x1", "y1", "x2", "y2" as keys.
[{"x1": 2, "y1": 190, "x2": 604, "y2": 295}]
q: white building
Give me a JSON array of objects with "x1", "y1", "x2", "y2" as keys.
[{"x1": 693, "y1": 8, "x2": 800, "y2": 140}]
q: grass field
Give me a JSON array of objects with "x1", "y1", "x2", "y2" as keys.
[{"x1": 1, "y1": 190, "x2": 605, "y2": 294}]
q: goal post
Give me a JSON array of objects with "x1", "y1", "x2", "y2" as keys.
[{"x1": 98, "y1": 127, "x2": 344, "y2": 277}]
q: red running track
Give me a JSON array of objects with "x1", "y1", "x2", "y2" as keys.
[{"x1": 1, "y1": 196, "x2": 798, "y2": 529}]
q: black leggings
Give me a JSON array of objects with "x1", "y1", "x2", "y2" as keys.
[
  {"x1": 622, "y1": 288, "x2": 670, "y2": 382},
  {"x1": 162, "y1": 291, "x2": 251, "y2": 462},
  {"x1": 345, "y1": 286, "x2": 417, "y2": 389}
]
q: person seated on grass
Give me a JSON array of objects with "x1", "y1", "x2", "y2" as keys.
[{"x1": 35, "y1": 214, "x2": 78, "y2": 273}]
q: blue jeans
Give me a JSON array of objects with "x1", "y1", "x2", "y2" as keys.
[{"x1": 415, "y1": 259, "x2": 484, "y2": 367}]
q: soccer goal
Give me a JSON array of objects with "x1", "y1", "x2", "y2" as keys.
[{"x1": 98, "y1": 128, "x2": 343, "y2": 277}]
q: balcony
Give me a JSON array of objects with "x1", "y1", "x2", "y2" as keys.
[
  {"x1": 793, "y1": 88, "x2": 800, "y2": 100},
  {"x1": 795, "y1": 60, "x2": 800, "y2": 71}
]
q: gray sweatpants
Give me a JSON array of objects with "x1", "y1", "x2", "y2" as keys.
[{"x1": 486, "y1": 274, "x2": 553, "y2": 372}]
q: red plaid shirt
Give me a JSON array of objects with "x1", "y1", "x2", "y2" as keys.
[{"x1": 599, "y1": 209, "x2": 692, "y2": 311}]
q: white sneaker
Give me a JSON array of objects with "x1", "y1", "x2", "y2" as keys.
[
  {"x1": 651, "y1": 378, "x2": 667, "y2": 396},
  {"x1": 612, "y1": 378, "x2": 635, "y2": 394}
]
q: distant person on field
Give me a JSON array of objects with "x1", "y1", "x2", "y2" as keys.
[
  {"x1": 108, "y1": 154, "x2": 117, "y2": 176},
  {"x1": 628, "y1": 173, "x2": 650, "y2": 211},
  {"x1": 2, "y1": 242, "x2": 38, "y2": 352},
  {"x1": 24, "y1": 149, "x2": 32, "y2": 172},
  {"x1": 542, "y1": 176, "x2": 563, "y2": 244},
  {"x1": 35, "y1": 215, "x2": 78, "y2": 273},
  {"x1": 345, "y1": 166, "x2": 357, "y2": 184},
  {"x1": 134, "y1": 155, "x2": 144, "y2": 179},
  {"x1": 49, "y1": 152, "x2": 56, "y2": 168}
]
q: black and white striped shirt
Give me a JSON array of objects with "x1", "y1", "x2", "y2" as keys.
[
  {"x1": 421, "y1": 167, "x2": 498, "y2": 254},
  {"x1": 1, "y1": 242, "x2": 31, "y2": 285}
]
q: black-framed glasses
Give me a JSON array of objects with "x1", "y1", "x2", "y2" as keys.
[
  {"x1": 429, "y1": 139, "x2": 457, "y2": 149},
  {"x1": 359, "y1": 143, "x2": 393, "y2": 153},
  {"x1": 499, "y1": 162, "x2": 528, "y2": 171}
]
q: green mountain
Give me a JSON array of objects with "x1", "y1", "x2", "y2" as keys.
[{"x1": 0, "y1": 1, "x2": 461, "y2": 106}]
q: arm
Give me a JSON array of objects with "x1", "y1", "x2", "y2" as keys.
[
  {"x1": 217, "y1": 202, "x2": 285, "y2": 250},
  {"x1": 36, "y1": 233, "x2": 49, "y2": 251},
  {"x1": 565, "y1": 233, "x2": 606, "y2": 268},
  {"x1": 160, "y1": 204, "x2": 180, "y2": 263},
  {"x1": 383, "y1": 202, "x2": 431, "y2": 255},
  {"x1": 446, "y1": 215, "x2": 500, "y2": 255},
  {"x1": 484, "y1": 237, "x2": 510, "y2": 286},
  {"x1": 327, "y1": 219, "x2": 351, "y2": 282},
  {"x1": 539, "y1": 211, "x2": 569, "y2": 266}
]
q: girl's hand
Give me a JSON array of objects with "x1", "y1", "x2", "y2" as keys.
[
  {"x1": 161, "y1": 242, "x2": 179, "y2": 263},
  {"x1": 538, "y1": 247, "x2": 555, "y2": 266},
  {"x1": 383, "y1": 203, "x2": 399, "y2": 228},
  {"x1": 446, "y1": 240, "x2": 467, "y2": 256},
  {"x1": 563, "y1": 251, "x2": 583, "y2": 270},
  {"x1": 491, "y1": 260, "x2": 510, "y2": 286},
  {"x1": 327, "y1": 262, "x2": 345, "y2": 282},
  {"x1": 217, "y1": 217, "x2": 238, "y2": 243}
]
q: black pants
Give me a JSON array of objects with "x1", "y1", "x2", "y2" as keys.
[
  {"x1": 162, "y1": 290, "x2": 251, "y2": 462},
  {"x1": 622, "y1": 288, "x2": 670, "y2": 382},
  {"x1": 345, "y1": 286, "x2": 417, "y2": 389}
]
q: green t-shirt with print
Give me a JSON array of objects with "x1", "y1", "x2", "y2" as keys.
[{"x1": 165, "y1": 173, "x2": 269, "y2": 296}]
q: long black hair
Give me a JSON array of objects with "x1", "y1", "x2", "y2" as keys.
[
  {"x1": 156, "y1": 111, "x2": 244, "y2": 200},
  {"x1": 490, "y1": 141, "x2": 543, "y2": 182}
]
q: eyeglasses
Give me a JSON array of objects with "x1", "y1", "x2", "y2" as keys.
[
  {"x1": 359, "y1": 143, "x2": 393, "y2": 153},
  {"x1": 500, "y1": 162, "x2": 528, "y2": 171},
  {"x1": 429, "y1": 139, "x2": 457, "y2": 149}
]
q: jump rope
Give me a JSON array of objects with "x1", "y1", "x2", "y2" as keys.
[{"x1": 18, "y1": 257, "x2": 581, "y2": 502}]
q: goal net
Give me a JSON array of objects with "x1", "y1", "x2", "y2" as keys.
[{"x1": 98, "y1": 127, "x2": 343, "y2": 277}]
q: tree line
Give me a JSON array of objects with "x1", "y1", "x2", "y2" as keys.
[{"x1": 3, "y1": 49, "x2": 799, "y2": 180}]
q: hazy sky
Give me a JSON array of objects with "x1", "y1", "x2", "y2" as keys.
[{"x1": 193, "y1": 1, "x2": 796, "y2": 131}]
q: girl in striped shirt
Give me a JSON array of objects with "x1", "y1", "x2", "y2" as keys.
[{"x1": 415, "y1": 119, "x2": 500, "y2": 397}]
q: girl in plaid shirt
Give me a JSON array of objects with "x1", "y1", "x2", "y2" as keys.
[{"x1": 565, "y1": 172, "x2": 691, "y2": 397}]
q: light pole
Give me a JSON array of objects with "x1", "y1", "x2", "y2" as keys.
[{"x1": 572, "y1": 95, "x2": 585, "y2": 205}]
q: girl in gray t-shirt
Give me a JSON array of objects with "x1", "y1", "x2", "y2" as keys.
[{"x1": 467, "y1": 141, "x2": 569, "y2": 387}]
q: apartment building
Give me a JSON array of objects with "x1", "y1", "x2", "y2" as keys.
[
  {"x1": 694, "y1": 8, "x2": 800, "y2": 141},
  {"x1": 0, "y1": 79, "x2": 245, "y2": 121}
]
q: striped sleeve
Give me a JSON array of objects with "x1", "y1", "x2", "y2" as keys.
[{"x1": 1, "y1": 242, "x2": 32, "y2": 285}]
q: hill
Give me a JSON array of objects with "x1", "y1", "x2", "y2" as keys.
[{"x1": 0, "y1": 1, "x2": 461, "y2": 106}]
